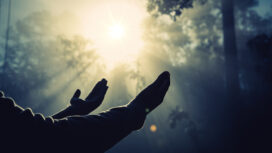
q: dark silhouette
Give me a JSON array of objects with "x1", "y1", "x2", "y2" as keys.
[
  {"x1": 52, "y1": 78, "x2": 109, "y2": 119},
  {"x1": 0, "y1": 71, "x2": 170, "y2": 153}
]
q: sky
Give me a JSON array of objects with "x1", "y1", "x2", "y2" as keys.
[
  {"x1": 1, "y1": 0, "x2": 147, "y2": 70},
  {"x1": 254, "y1": 0, "x2": 272, "y2": 17},
  {"x1": 6, "y1": 0, "x2": 271, "y2": 21}
]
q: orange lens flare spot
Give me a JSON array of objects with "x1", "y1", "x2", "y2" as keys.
[{"x1": 150, "y1": 124, "x2": 157, "y2": 132}]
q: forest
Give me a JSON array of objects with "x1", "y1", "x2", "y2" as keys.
[{"x1": 0, "y1": 0, "x2": 271, "y2": 153}]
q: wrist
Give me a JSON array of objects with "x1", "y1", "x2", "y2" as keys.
[
  {"x1": 127, "y1": 99, "x2": 149, "y2": 115},
  {"x1": 52, "y1": 106, "x2": 74, "y2": 119}
]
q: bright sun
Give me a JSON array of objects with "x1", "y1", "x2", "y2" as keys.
[
  {"x1": 80, "y1": 0, "x2": 146, "y2": 70},
  {"x1": 109, "y1": 24, "x2": 125, "y2": 39}
]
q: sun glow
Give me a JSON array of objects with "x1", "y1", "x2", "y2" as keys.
[
  {"x1": 80, "y1": 0, "x2": 146, "y2": 70},
  {"x1": 109, "y1": 24, "x2": 125, "y2": 39}
]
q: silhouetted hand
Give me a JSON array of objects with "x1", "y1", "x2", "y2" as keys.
[
  {"x1": 52, "y1": 79, "x2": 108, "y2": 119},
  {"x1": 67, "y1": 79, "x2": 109, "y2": 116},
  {"x1": 128, "y1": 71, "x2": 170, "y2": 114}
]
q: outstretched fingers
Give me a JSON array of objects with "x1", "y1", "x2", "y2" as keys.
[
  {"x1": 86, "y1": 79, "x2": 107, "y2": 100},
  {"x1": 97, "y1": 84, "x2": 109, "y2": 101},
  {"x1": 152, "y1": 71, "x2": 170, "y2": 88},
  {"x1": 130, "y1": 71, "x2": 171, "y2": 114},
  {"x1": 158, "y1": 75, "x2": 170, "y2": 99}
]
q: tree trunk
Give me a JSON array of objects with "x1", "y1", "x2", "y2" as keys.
[
  {"x1": 222, "y1": 0, "x2": 240, "y2": 100},
  {"x1": 222, "y1": 1, "x2": 241, "y2": 152}
]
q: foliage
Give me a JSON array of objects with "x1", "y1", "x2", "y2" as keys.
[
  {"x1": 0, "y1": 11, "x2": 102, "y2": 110},
  {"x1": 147, "y1": 0, "x2": 207, "y2": 20}
]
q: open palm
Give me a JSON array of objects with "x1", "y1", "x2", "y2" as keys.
[{"x1": 68, "y1": 79, "x2": 108, "y2": 115}]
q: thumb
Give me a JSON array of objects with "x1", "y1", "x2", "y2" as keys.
[
  {"x1": 70, "y1": 89, "x2": 81, "y2": 105},
  {"x1": 73, "y1": 89, "x2": 81, "y2": 98}
]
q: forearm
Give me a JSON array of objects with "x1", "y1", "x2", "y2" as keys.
[
  {"x1": 54, "y1": 104, "x2": 146, "y2": 152},
  {"x1": 1, "y1": 94, "x2": 148, "y2": 153},
  {"x1": 52, "y1": 103, "x2": 101, "y2": 119}
]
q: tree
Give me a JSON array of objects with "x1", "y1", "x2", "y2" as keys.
[
  {"x1": 221, "y1": 0, "x2": 239, "y2": 100},
  {"x1": 147, "y1": 0, "x2": 239, "y2": 100},
  {"x1": 0, "y1": 10, "x2": 104, "y2": 113}
]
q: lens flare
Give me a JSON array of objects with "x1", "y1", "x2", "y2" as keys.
[{"x1": 150, "y1": 124, "x2": 157, "y2": 132}]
